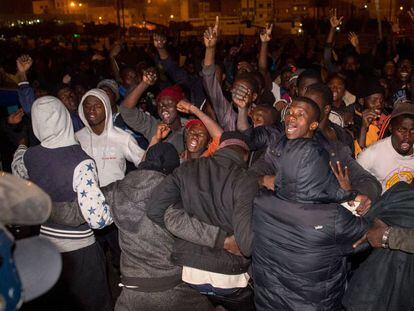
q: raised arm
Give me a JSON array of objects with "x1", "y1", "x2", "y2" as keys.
[
  {"x1": 177, "y1": 100, "x2": 223, "y2": 138},
  {"x1": 16, "y1": 55, "x2": 35, "y2": 114},
  {"x1": 121, "y1": 67, "x2": 157, "y2": 109},
  {"x1": 109, "y1": 43, "x2": 122, "y2": 83},
  {"x1": 258, "y1": 23, "x2": 273, "y2": 90},
  {"x1": 324, "y1": 10, "x2": 343, "y2": 73}
]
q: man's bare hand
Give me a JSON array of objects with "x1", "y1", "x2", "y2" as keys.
[{"x1": 224, "y1": 235, "x2": 242, "y2": 256}]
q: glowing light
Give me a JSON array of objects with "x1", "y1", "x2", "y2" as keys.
[
  {"x1": 99, "y1": 16, "x2": 103, "y2": 20},
  {"x1": 170, "y1": 14, "x2": 174, "y2": 19},
  {"x1": 79, "y1": 3, "x2": 82, "y2": 7},
  {"x1": 400, "y1": 6, "x2": 404, "y2": 10},
  {"x1": 70, "y1": 2, "x2": 75, "y2": 7},
  {"x1": 336, "y1": 26, "x2": 340, "y2": 31},
  {"x1": 364, "y1": 4, "x2": 368, "y2": 9},
  {"x1": 298, "y1": 28, "x2": 303, "y2": 33}
]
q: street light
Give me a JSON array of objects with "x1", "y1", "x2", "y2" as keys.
[
  {"x1": 170, "y1": 14, "x2": 174, "y2": 19},
  {"x1": 70, "y1": 2, "x2": 76, "y2": 7},
  {"x1": 79, "y1": 3, "x2": 82, "y2": 7},
  {"x1": 400, "y1": 6, "x2": 404, "y2": 11},
  {"x1": 364, "y1": 4, "x2": 368, "y2": 9}
]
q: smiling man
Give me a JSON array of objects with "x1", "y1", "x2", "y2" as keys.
[
  {"x1": 76, "y1": 88, "x2": 145, "y2": 187},
  {"x1": 120, "y1": 84, "x2": 186, "y2": 153},
  {"x1": 357, "y1": 101, "x2": 414, "y2": 193}
]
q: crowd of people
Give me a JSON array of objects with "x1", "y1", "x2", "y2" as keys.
[{"x1": 1, "y1": 10, "x2": 414, "y2": 311}]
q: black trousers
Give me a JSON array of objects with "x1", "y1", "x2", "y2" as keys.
[
  {"x1": 21, "y1": 242, "x2": 113, "y2": 311},
  {"x1": 207, "y1": 286, "x2": 256, "y2": 311}
]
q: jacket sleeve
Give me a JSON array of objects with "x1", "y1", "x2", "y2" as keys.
[
  {"x1": 346, "y1": 154, "x2": 382, "y2": 201},
  {"x1": 73, "y1": 159, "x2": 113, "y2": 229},
  {"x1": 232, "y1": 174, "x2": 259, "y2": 257},
  {"x1": 146, "y1": 172, "x2": 181, "y2": 228},
  {"x1": 12, "y1": 145, "x2": 29, "y2": 179},
  {"x1": 118, "y1": 105, "x2": 158, "y2": 141},
  {"x1": 18, "y1": 82, "x2": 35, "y2": 115},
  {"x1": 48, "y1": 201, "x2": 86, "y2": 227},
  {"x1": 202, "y1": 62, "x2": 236, "y2": 131},
  {"x1": 335, "y1": 206, "x2": 368, "y2": 255},
  {"x1": 124, "y1": 134, "x2": 145, "y2": 167},
  {"x1": 164, "y1": 204, "x2": 227, "y2": 249},
  {"x1": 389, "y1": 227, "x2": 414, "y2": 254}
]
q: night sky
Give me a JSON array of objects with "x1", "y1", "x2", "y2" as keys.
[{"x1": 0, "y1": 0, "x2": 33, "y2": 14}]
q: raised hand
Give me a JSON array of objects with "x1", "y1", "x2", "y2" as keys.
[
  {"x1": 176, "y1": 100, "x2": 194, "y2": 114},
  {"x1": 329, "y1": 8, "x2": 343, "y2": 28},
  {"x1": 348, "y1": 32, "x2": 359, "y2": 48},
  {"x1": 16, "y1": 55, "x2": 33, "y2": 74},
  {"x1": 260, "y1": 23, "x2": 273, "y2": 43},
  {"x1": 7, "y1": 108, "x2": 24, "y2": 125},
  {"x1": 232, "y1": 83, "x2": 251, "y2": 109},
  {"x1": 110, "y1": 43, "x2": 122, "y2": 58},
  {"x1": 142, "y1": 67, "x2": 158, "y2": 86},
  {"x1": 204, "y1": 16, "x2": 219, "y2": 48},
  {"x1": 391, "y1": 17, "x2": 400, "y2": 34},
  {"x1": 153, "y1": 33, "x2": 167, "y2": 49},
  {"x1": 155, "y1": 123, "x2": 171, "y2": 141}
]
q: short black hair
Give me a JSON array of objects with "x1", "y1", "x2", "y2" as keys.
[
  {"x1": 292, "y1": 96, "x2": 321, "y2": 122},
  {"x1": 297, "y1": 69, "x2": 322, "y2": 89},
  {"x1": 305, "y1": 83, "x2": 333, "y2": 108},
  {"x1": 234, "y1": 72, "x2": 259, "y2": 94}
]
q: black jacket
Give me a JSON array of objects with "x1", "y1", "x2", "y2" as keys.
[
  {"x1": 343, "y1": 182, "x2": 414, "y2": 311},
  {"x1": 252, "y1": 139, "x2": 367, "y2": 310},
  {"x1": 147, "y1": 148, "x2": 259, "y2": 275},
  {"x1": 247, "y1": 126, "x2": 382, "y2": 201}
]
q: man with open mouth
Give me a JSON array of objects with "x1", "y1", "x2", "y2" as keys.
[{"x1": 357, "y1": 101, "x2": 414, "y2": 193}]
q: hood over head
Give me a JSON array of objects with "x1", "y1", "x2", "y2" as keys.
[
  {"x1": 31, "y1": 96, "x2": 77, "y2": 148},
  {"x1": 275, "y1": 138, "x2": 356, "y2": 204},
  {"x1": 78, "y1": 88, "x2": 113, "y2": 135}
]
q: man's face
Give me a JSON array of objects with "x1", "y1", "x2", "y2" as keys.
[
  {"x1": 397, "y1": 59, "x2": 412, "y2": 82},
  {"x1": 83, "y1": 96, "x2": 106, "y2": 127},
  {"x1": 344, "y1": 56, "x2": 359, "y2": 72},
  {"x1": 284, "y1": 101, "x2": 319, "y2": 139},
  {"x1": 384, "y1": 61, "x2": 395, "y2": 78},
  {"x1": 157, "y1": 96, "x2": 178, "y2": 125},
  {"x1": 391, "y1": 116, "x2": 414, "y2": 155},
  {"x1": 57, "y1": 87, "x2": 78, "y2": 113},
  {"x1": 251, "y1": 107, "x2": 274, "y2": 128},
  {"x1": 281, "y1": 71, "x2": 293, "y2": 89},
  {"x1": 328, "y1": 77, "x2": 346, "y2": 102},
  {"x1": 186, "y1": 123, "x2": 209, "y2": 153},
  {"x1": 364, "y1": 93, "x2": 384, "y2": 115},
  {"x1": 121, "y1": 69, "x2": 138, "y2": 88}
]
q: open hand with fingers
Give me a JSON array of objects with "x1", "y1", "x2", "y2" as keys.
[
  {"x1": 329, "y1": 8, "x2": 343, "y2": 28},
  {"x1": 330, "y1": 161, "x2": 351, "y2": 191}
]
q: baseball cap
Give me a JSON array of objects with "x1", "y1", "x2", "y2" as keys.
[{"x1": 390, "y1": 100, "x2": 414, "y2": 120}]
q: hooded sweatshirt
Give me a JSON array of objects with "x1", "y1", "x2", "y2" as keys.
[
  {"x1": 12, "y1": 96, "x2": 113, "y2": 253},
  {"x1": 76, "y1": 89, "x2": 145, "y2": 186}
]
